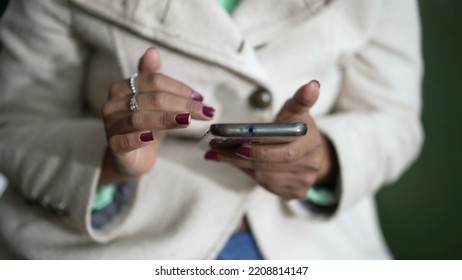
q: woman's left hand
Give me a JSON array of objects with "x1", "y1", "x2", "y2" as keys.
[{"x1": 204, "y1": 80, "x2": 337, "y2": 200}]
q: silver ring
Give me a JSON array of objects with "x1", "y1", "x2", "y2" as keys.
[{"x1": 129, "y1": 73, "x2": 139, "y2": 112}]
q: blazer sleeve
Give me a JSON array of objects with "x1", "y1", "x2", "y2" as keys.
[
  {"x1": 0, "y1": 0, "x2": 112, "y2": 240},
  {"x1": 316, "y1": 0, "x2": 424, "y2": 214}
]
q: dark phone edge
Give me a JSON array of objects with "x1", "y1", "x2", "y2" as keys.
[{"x1": 210, "y1": 123, "x2": 307, "y2": 137}]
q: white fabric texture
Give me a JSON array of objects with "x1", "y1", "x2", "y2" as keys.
[{"x1": 0, "y1": 0, "x2": 422, "y2": 259}]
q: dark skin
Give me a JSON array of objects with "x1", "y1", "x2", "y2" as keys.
[
  {"x1": 99, "y1": 48, "x2": 337, "y2": 200},
  {"x1": 99, "y1": 48, "x2": 213, "y2": 185},
  {"x1": 205, "y1": 81, "x2": 338, "y2": 200}
]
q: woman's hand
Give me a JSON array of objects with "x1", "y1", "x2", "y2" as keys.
[
  {"x1": 204, "y1": 81, "x2": 337, "y2": 200},
  {"x1": 99, "y1": 48, "x2": 215, "y2": 185}
]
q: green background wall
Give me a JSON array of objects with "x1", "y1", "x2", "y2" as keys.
[
  {"x1": 1, "y1": 1, "x2": 460, "y2": 259},
  {"x1": 376, "y1": 1, "x2": 462, "y2": 259}
]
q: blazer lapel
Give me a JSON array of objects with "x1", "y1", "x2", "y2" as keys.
[
  {"x1": 233, "y1": 0, "x2": 332, "y2": 48},
  {"x1": 71, "y1": 0, "x2": 272, "y2": 88},
  {"x1": 70, "y1": 0, "x2": 330, "y2": 90}
]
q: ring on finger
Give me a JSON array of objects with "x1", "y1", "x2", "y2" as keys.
[{"x1": 129, "y1": 73, "x2": 139, "y2": 112}]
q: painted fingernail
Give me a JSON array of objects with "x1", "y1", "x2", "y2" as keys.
[
  {"x1": 175, "y1": 113, "x2": 191, "y2": 125},
  {"x1": 191, "y1": 91, "x2": 204, "y2": 102},
  {"x1": 204, "y1": 150, "x2": 219, "y2": 160},
  {"x1": 202, "y1": 106, "x2": 215, "y2": 118},
  {"x1": 312, "y1": 80, "x2": 321, "y2": 88},
  {"x1": 140, "y1": 131, "x2": 154, "y2": 142},
  {"x1": 235, "y1": 146, "x2": 252, "y2": 158}
]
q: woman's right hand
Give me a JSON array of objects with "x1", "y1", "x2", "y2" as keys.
[{"x1": 99, "y1": 48, "x2": 215, "y2": 185}]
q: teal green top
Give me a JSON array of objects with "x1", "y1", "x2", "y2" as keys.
[
  {"x1": 217, "y1": 0, "x2": 241, "y2": 14},
  {"x1": 92, "y1": 184, "x2": 117, "y2": 211},
  {"x1": 305, "y1": 178, "x2": 341, "y2": 207}
]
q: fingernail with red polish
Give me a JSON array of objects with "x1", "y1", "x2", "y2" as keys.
[
  {"x1": 140, "y1": 131, "x2": 154, "y2": 142},
  {"x1": 204, "y1": 150, "x2": 219, "y2": 160},
  {"x1": 313, "y1": 80, "x2": 321, "y2": 88},
  {"x1": 175, "y1": 113, "x2": 191, "y2": 125},
  {"x1": 191, "y1": 91, "x2": 204, "y2": 102},
  {"x1": 235, "y1": 146, "x2": 252, "y2": 158},
  {"x1": 202, "y1": 106, "x2": 215, "y2": 118}
]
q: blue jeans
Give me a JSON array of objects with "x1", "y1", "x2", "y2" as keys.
[{"x1": 216, "y1": 231, "x2": 264, "y2": 260}]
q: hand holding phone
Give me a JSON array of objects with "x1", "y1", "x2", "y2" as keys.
[{"x1": 202, "y1": 81, "x2": 336, "y2": 201}]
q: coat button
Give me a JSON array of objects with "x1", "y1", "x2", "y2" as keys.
[{"x1": 248, "y1": 88, "x2": 272, "y2": 109}]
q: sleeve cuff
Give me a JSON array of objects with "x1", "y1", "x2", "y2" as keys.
[{"x1": 91, "y1": 181, "x2": 134, "y2": 230}]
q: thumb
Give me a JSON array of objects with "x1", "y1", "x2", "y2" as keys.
[
  {"x1": 276, "y1": 80, "x2": 320, "y2": 122},
  {"x1": 138, "y1": 47, "x2": 161, "y2": 73}
]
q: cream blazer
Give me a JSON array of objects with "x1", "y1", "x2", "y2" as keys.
[{"x1": 0, "y1": 0, "x2": 423, "y2": 259}]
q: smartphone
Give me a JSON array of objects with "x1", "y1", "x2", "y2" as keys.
[{"x1": 201, "y1": 122, "x2": 307, "y2": 149}]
